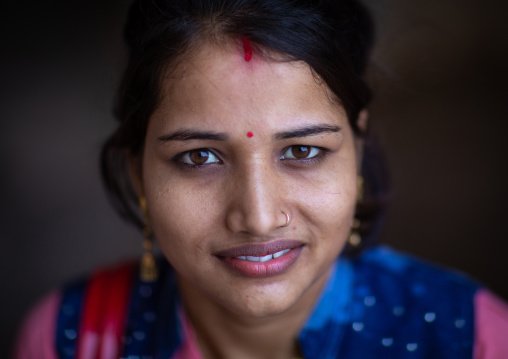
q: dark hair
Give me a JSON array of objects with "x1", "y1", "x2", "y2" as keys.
[{"x1": 101, "y1": 0, "x2": 389, "y2": 254}]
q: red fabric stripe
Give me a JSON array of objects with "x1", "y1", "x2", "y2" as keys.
[
  {"x1": 100, "y1": 263, "x2": 135, "y2": 359},
  {"x1": 76, "y1": 261, "x2": 136, "y2": 359}
]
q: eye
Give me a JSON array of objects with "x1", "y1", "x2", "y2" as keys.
[
  {"x1": 280, "y1": 145, "x2": 321, "y2": 160},
  {"x1": 178, "y1": 149, "x2": 221, "y2": 166}
]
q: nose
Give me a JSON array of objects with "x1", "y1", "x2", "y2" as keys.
[{"x1": 225, "y1": 160, "x2": 286, "y2": 236}]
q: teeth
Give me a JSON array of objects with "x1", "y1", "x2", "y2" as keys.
[
  {"x1": 235, "y1": 249, "x2": 291, "y2": 262},
  {"x1": 273, "y1": 249, "x2": 290, "y2": 258}
]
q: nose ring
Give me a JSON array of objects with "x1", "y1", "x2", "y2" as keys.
[{"x1": 281, "y1": 211, "x2": 290, "y2": 227}]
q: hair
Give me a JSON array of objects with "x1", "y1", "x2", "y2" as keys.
[{"x1": 101, "y1": 0, "x2": 390, "y2": 255}]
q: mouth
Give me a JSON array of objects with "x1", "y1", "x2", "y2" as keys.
[{"x1": 215, "y1": 240, "x2": 304, "y2": 278}]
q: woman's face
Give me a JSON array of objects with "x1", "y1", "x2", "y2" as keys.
[{"x1": 139, "y1": 42, "x2": 360, "y2": 318}]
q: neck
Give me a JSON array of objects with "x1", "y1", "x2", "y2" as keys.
[{"x1": 177, "y1": 270, "x2": 330, "y2": 359}]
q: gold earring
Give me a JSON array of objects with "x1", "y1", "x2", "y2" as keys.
[
  {"x1": 348, "y1": 218, "x2": 362, "y2": 247},
  {"x1": 139, "y1": 196, "x2": 158, "y2": 282},
  {"x1": 348, "y1": 175, "x2": 364, "y2": 248}
]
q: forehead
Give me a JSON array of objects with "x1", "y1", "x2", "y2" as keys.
[{"x1": 155, "y1": 41, "x2": 344, "y2": 129}]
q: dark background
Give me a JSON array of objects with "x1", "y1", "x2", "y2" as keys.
[{"x1": 1, "y1": 0, "x2": 507, "y2": 355}]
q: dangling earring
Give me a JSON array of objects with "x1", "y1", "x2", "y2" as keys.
[
  {"x1": 348, "y1": 219, "x2": 362, "y2": 247},
  {"x1": 348, "y1": 175, "x2": 363, "y2": 248},
  {"x1": 139, "y1": 196, "x2": 158, "y2": 282}
]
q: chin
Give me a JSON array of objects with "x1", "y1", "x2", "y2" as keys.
[
  {"x1": 228, "y1": 296, "x2": 298, "y2": 319},
  {"x1": 217, "y1": 282, "x2": 305, "y2": 319}
]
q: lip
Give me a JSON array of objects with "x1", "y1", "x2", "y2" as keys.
[
  {"x1": 215, "y1": 239, "x2": 304, "y2": 257},
  {"x1": 215, "y1": 240, "x2": 304, "y2": 278}
]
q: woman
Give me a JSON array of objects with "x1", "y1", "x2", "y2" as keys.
[{"x1": 14, "y1": 0, "x2": 508, "y2": 358}]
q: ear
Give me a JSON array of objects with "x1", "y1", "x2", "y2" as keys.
[
  {"x1": 127, "y1": 150, "x2": 145, "y2": 198},
  {"x1": 354, "y1": 109, "x2": 369, "y2": 173}
]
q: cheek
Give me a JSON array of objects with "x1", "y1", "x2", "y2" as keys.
[
  {"x1": 141, "y1": 160, "x2": 225, "y2": 256},
  {"x1": 300, "y1": 176, "x2": 356, "y2": 234},
  {"x1": 292, "y1": 162, "x2": 357, "y2": 214},
  {"x1": 147, "y1": 187, "x2": 223, "y2": 278},
  {"x1": 288, "y1": 157, "x2": 357, "y2": 241}
]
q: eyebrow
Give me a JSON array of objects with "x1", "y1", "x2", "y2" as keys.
[
  {"x1": 273, "y1": 124, "x2": 341, "y2": 140},
  {"x1": 158, "y1": 129, "x2": 229, "y2": 142}
]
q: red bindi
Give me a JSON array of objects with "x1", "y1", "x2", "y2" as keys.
[
  {"x1": 243, "y1": 37, "x2": 253, "y2": 62},
  {"x1": 247, "y1": 132, "x2": 254, "y2": 138}
]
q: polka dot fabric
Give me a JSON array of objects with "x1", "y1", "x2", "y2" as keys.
[{"x1": 46, "y1": 246, "x2": 508, "y2": 358}]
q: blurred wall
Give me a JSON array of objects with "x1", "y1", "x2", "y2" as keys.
[
  {"x1": 366, "y1": 0, "x2": 508, "y2": 302},
  {"x1": 1, "y1": 0, "x2": 507, "y2": 355}
]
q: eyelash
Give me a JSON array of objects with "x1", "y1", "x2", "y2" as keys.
[{"x1": 173, "y1": 145, "x2": 326, "y2": 169}]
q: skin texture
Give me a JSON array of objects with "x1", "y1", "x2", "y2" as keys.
[{"x1": 134, "y1": 42, "x2": 361, "y2": 358}]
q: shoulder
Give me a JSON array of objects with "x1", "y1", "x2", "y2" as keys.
[
  {"x1": 333, "y1": 247, "x2": 480, "y2": 357},
  {"x1": 354, "y1": 246, "x2": 480, "y2": 302},
  {"x1": 356, "y1": 248, "x2": 508, "y2": 357},
  {"x1": 13, "y1": 260, "x2": 139, "y2": 359},
  {"x1": 301, "y1": 247, "x2": 484, "y2": 358},
  {"x1": 341, "y1": 246, "x2": 508, "y2": 357},
  {"x1": 57, "y1": 261, "x2": 137, "y2": 358},
  {"x1": 474, "y1": 289, "x2": 508, "y2": 359},
  {"x1": 349, "y1": 246, "x2": 481, "y2": 332},
  {"x1": 13, "y1": 291, "x2": 61, "y2": 359},
  {"x1": 55, "y1": 258, "x2": 183, "y2": 359}
]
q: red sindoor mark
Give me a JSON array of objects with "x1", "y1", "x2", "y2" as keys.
[{"x1": 243, "y1": 38, "x2": 253, "y2": 62}]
